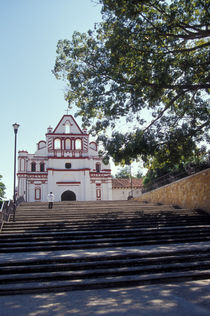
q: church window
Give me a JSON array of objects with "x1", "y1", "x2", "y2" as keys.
[
  {"x1": 35, "y1": 188, "x2": 41, "y2": 200},
  {"x1": 75, "y1": 139, "x2": 82, "y2": 150},
  {"x1": 96, "y1": 163, "x2": 101, "y2": 173},
  {"x1": 54, "y1": 138, "x2": 61, "y2": 149},
  {"x1": 65, "y1": 163, "x2": 72, "y2": 169},
  {"x1": 65, "y1": 139, "x2": 71, "y2": 150},
  {"x1": 40, "y1": 163, "x2": 45, "y2": 172},
  {"x1": 65, "y1": 122, "x2": 71, "y2": 134},
  {"x1": 20, "y1": 158, "x2": 25, "y2": 171},
  {"x1": 31, "y1": 162, "x2": 36, "y2": 172}
]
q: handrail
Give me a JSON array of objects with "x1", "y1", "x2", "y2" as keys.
[
  {"x1": 142, "y1": 163, "x2": 210, "y2": 193},
  {"x1": 0, "y1": 199, "x2": 14, "y2": 231},
  {"x1": 0, "y1": 196, "x2": 24, "y2": 232}
]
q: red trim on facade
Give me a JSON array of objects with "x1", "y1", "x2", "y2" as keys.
[
  {"x1": 56, "y1": 182, "x2": 81, "y2": 185},
  {"x1": 28, "y1": 156, "x2": 48, "y2": 160},
  {"x1": 89, "y1": 141, "x2": 97, "y2": 151},
  {"x1": 96, "y1": 163, "x2": 102, "y2": 173},
  {"x1": 90, "y1": 172, "x2": 111, "y2": 178},
  {"x1": 18, "y1": 150, "x2": 28, "y2": 154},
  {"x1": 35, "y1": 187, "x2": 41, "y2": 200},
  {"x1": 64, "y1": 138, "x2": 71, "y2": 150},
  {"x1": 37, "y1": 140, "x2": 46, "y2": 149},
  {"x1": 51, "y1": 137, "x2": 84, "y2": 151},
  {"x1": 17, "y1": 172, "x2": 47, "y2": 176},
  {"x1": 96, "y1": 187, "x2": 101, "y2": 200},
  {"x1": 19, "y1": 158, "x2": 25, "y2": 172},
  {"x1": 47, "y1": 156, "x2": 90, "y2": 159},
  {"x1": 47, "y1": 168, "x2": 90, "y2": 172},
  {"x1": 52, "y1": 115, "x2": 84, "y2": 134},
  {"x1": 46, "y1": 133, "x2": 87, "y2": 137}
]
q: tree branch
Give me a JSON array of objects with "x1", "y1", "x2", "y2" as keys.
[
  {"x1": 145, "y1": 83, "x2": 210, "y2": 90},
  {"x1": 164, "y1": 41, "x2": 210, "y2": 54},
  {"x1": 142, "y1": 91, "x2": 186, "y2": 134}
]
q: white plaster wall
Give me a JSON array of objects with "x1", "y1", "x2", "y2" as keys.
[
  {"x1": 48, "y1": 158, "x2": 90, "y2": 170},
  {"x1": 28, "y1": 184, "x2": 34, "y2": 202},
  {"x1": 112, "y1": 188, "x2": 142, "y2": 200},
  {"x1": 47, "y1": 169, "x2": 93, "y2": 201},
  {"x1": 112, "y1": 189, "x2": 130, "y2": 200},
  {"x1": 101, "y1": 181, "x2": 113, "y2": 200},
  {"x1": 42, "y1": 183, "x2": 48, "y2": 202},
  {"x1": 18, "y1": 177, "x2": 25, "y2": 198}
]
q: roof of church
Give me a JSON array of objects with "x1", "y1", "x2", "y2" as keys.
[
  {"x1": 52, "y1": 115, "x2": 84, "y2": 134},
  {"x1": 112, "y1": 178, "x2": 143, "y2": 189}
]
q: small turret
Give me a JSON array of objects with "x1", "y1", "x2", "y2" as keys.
[{"x1": 47, "y1": 126, "x2": 53, "y2": 133}]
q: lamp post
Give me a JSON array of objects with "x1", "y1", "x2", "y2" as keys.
[
  {"x1": 13, "y1": 123, "x2": 19, "y2": 221},
  {"x1": 130, "y1": 164, "x2": 133, "y2": 198}
]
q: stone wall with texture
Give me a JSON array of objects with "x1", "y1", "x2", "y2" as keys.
[{"x1": 135, "y1": 168, "x2": 210, "y2": 213}]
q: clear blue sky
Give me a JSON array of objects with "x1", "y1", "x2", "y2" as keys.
[{"x1": 0, "y1": 0, "x2": 105, "y2": 199}]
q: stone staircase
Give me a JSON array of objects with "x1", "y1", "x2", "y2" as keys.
[{"x1": 0, "y1": 200, "x2": 210, "y2": 295}]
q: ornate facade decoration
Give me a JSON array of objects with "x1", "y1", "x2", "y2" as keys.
[{"x1": 17, "y1": 115, "x2": 112, "y2": 202}]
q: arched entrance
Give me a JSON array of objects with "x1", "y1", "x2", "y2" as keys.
[{"x1": 61, "y1": 190, "x2": 76, "y2": 201}]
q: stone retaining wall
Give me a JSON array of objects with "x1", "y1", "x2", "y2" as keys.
[{"x1": 135, "y1": 168, "x2": 210, "y2": 213}]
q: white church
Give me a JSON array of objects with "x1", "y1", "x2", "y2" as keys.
[{"x1": 17, "y1": 114, "x2": 113, "y2": 202}]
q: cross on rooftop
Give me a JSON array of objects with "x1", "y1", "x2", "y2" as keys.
[{"x1": 65, "y1": 106, "x2": 72, "y2": 115}]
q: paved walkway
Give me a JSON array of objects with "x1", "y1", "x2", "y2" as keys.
[
  {"x1": 1, "y1": 243, "x2": 210, "y2": 315},
  {"x1": 1, "y1": 279, "x2": 210, "y2": 316}
]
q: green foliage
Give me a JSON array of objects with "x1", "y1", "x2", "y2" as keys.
[
  {"x1": 136, "y1": 170, "x2": 143, "y2": 179},
  {"x1": 143, "y1": 146, "x2": 210, "y2": 190},
  {"x1": 53, "y1": 0, "x2": 210, "y2": 166},
  {"x1": 0, "y1": 175, "x2": 6, "y2": 198},
  {"x1": 115, "y1": 166, "x2": 131, "y2": 178}
]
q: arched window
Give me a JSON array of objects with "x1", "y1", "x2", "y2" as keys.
[
  {"x1": 75, "y1": 139, "x2": 82, "y2": 150},
  {"x1": 65, "y1": 122, "x2": 71, "y2": 134},
  {"x1": 65, "y1": 139, "x2": 71, "y2": 150},
  {"x1": 40, "y1": 163, "x2": 45, "y2": 172},
  {"x1": 96, "y1": 163, "x2": 101, "y2": 173},
  {"x1": 31, "y1": 162, "x2": 36, "y2": 172},
  {"x1": 54, "y1": 138, "x2": 61, "y2": 149}
]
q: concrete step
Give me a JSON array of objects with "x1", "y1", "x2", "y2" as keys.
[
  {"x1": 1, "y1": 248, "x2": 210, "y2": 273},
  {"x1": 2, "y1": 217, "x2": 210, "y2": 235},
  {"x1": 1, "y1": 247, "x2": 210, "y2": 295},
  {"x1": 3, "y1": 215, "x2": 210, "y2": 225},
  {"x1": 0, "y1": 267, "x2": 210, "y2": 295},
  {"x1": 1, "y1": 225, "x2": 210, "y2": 241},
  {"x1": 1, "y1": 235, "x2": 210, "y2": 253},
  {"x1": 1, "y1": 224, "x2": 210, "y2": 238},
  {"x1": 0, "y1": 200, "x2": 209, "y2": 296}
]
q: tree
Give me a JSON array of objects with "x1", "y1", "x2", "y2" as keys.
[
  {"x1": 0, "y1": 175, "x2": 6, "y2": 198},
  {"x1": 136, "y1": 170, "x2": 143, "y2": 179},
  {"x1": 115, "y1": 166, "x2": 131, "y2": 178},
  {"x1": 53, "y1": 0, "x2": 210, "y2": 166},
  {"x1": 142, "y1": 145, "x2": 210, "y2": 191}
]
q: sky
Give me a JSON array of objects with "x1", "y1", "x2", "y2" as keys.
[
  {"x1": 0, "y1": 0, "x2": 144, "y2": 199},
  {"x1": 0, "y1": 0, "x2": 105, "y2": 199}
]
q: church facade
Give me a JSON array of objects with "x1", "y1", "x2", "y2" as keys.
[{"x1": 17, "y1": 115, "x2": 112, "y2": 202}]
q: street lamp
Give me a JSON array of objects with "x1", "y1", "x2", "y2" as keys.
[
  {"x1": 13, "y1": 123, "x2": 20, "y2": 221},
  {"x1": 130, "y1": 164, "x2": 133, "y2": 198}
]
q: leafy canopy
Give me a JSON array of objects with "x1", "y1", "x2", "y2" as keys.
[
  {"x1": 53, "y1": 0, "x2": 210, "y2": 166},
  {"x1": 115, "y1": 166, "x2": 131, "y2": 178},
  {"x1": 0, "y1": 175, "x2": 6, "y2": 198},
  {"x1": 115, "y1": 165, "x2": 143, "y2": 178}
]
